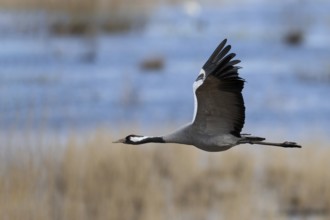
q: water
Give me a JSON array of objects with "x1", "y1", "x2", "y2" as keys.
[{"x1": 1, "y1": 1, "x2": 330, "y2": 141}]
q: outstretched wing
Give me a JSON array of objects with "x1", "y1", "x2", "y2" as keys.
[{"x1": 192, "y1": 39, "x2": 245, "y2": 137}]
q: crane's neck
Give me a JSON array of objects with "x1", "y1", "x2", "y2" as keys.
[
  {"x1": 127, "y1": 124, "x2": 192, "y2": 145},
  {"x1": 162, "y1": 124, "x2": 193, "y2": 145}
]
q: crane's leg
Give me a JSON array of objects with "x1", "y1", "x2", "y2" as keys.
[{"x1": 249, "y1": 141, "x2": 301, "y2": 148}]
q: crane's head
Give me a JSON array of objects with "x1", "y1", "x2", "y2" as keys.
[
  {"x1": 113, "y1": 135, "x2": 164, "y2": 145},
  {"x1": 113, "y1": 135, "x2": 147, "y2": 145}
]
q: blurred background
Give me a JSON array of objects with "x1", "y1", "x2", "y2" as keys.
[{"x1": 1, "y1": 0, "x2": 330, "y2": 219}]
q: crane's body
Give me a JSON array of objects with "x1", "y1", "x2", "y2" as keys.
[{"x1": 114, "y1": 39, "x2": 301, "y2": 151}]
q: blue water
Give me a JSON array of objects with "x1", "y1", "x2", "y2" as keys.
[{"x1": 1, "y1": 2, "x2": 330, "y2": 141}]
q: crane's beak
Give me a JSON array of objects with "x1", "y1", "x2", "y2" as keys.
[{"x1": 113, "y1": 138, "x2": 125, "y2": 143}]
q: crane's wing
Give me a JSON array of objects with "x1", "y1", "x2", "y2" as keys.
[{"x1": 192, "y1": 39, "x2": 245, "y2": 137}]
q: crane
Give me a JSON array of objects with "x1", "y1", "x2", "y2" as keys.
[{"x1": 114, "y1": 39, "x2": 301, "y2": 152}]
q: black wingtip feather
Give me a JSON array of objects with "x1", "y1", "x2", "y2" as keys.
[
  {"x1": 213, "y1": 45, "x2": 231, "y2": 63},
  {"x1": 203, "y1": 39, "x2": 227, "y2": 67},
  {"x1": 227, "y1": 59, "x2": 241, "y2": 66},
  {"x1": 214, "y1": 53, "x2": 236, "y2": 74},
  {"x1": 202, "y1": 39, "x2": 243, "y2": 82}
]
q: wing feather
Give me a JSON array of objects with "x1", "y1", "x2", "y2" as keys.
[
  {"x1": 192, "y1": 39, "x2": 245, "y2": 137},
  {"x1": 205, "y1": 39, "x2": 228, "y2": 65}
]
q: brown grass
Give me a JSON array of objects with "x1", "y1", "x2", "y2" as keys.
[
  {"x1": 264, "y1": 143, "x2": 330, "y2": 216},
  {"x1": 0, "y1": 131, "x2": 329, "y2": 220}
]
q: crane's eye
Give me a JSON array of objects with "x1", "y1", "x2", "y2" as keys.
[{"x1": 196, "y1": 74, "x2": 204, "y2": 81}]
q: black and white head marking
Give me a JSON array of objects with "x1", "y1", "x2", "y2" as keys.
[
  {"x1": 125, "y1": 135, "x2": 165, "y2": 145},
  {"x1": 124, "y1": 135, "x2": 148, "y2": 144}
]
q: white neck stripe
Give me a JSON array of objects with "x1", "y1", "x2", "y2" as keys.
[{"x1": 131, "y1": 136, "x2": 150, "y2": 142}]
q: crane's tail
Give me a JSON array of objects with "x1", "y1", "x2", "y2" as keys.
[{"x1": 239, "y1": 134, "x2": 301, "y2": 148}]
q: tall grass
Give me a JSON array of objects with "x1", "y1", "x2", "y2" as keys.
[{"x1": 0, "y1": 131, "x2": 329, "y2": 220}]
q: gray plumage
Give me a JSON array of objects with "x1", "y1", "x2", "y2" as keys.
[{"x1": 114, "y1": 39, "x2": 301, "y2": 152}]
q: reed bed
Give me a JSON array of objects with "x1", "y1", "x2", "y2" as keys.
[{"x1": 0, "y1": 131, "x2": 329, "y2": 220}]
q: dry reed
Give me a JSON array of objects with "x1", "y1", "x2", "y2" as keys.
[{"x1": 0, "y1": 131, "x2": 329, "y2": 220}]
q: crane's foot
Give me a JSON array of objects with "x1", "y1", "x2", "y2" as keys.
[{"x1": 281, "y1": 141, "x2": 302, "y2": 148}]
